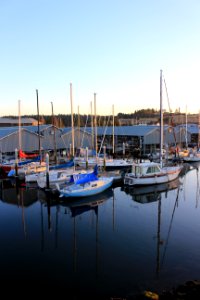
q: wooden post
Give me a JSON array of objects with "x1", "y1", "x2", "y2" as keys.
[
  {"x1": 15, "y1": 148, "x2": 18, "y2": 177},
  {"x1": 123, "y1": 142, "x2": 125, "y2": 159},
  {"x1": 103, "y1": 145, "x2": 106, "y2": 170},
  {"x1": 86, "y1": 147, "x2": 88, "y2": 170}
]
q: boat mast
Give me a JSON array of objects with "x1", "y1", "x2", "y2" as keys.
[
  {"x1": 185, "y1": 105, "x2": 188, "y2": 149},
  {"x1": 36, "y1": 89, "x2": 41, "y2": 163},
  {"x1": 91, "y1": 101, "x2": 94, "y2": 149},
  {"x1": 18, "y1": 99, "x2": 21, "y2": 151},
  {"x1": 94, "y1": 93, "x2": 98, "y2": 162},
  {"x1": 160, "y1": 70, "x2": 163, "y2": 167},
  {"x1": 70, "y1": 83, "x2": 75, "y2": 158},
  {"x1": 198, "y1": 110, "x2": 200, "y2": 150},
  {"x1": 77, "y1": 105, "x2": 80, "y2": 149},
  {"x1": 51, "y1": 101, "x2": 57, "y2": 165},
  {"x1": 112, "y1": 104, "x2": 115, "y2": 155}
]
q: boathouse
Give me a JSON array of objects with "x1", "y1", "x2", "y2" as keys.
[
  {"x1": 0, "y1": 124, "x2": 192, "y2": 158},
  {"x1": 0, "y1": 127, "x2": 43, "y2": 157}
]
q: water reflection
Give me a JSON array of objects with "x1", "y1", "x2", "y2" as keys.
[
  {"x1": 122, "y1": 178, "x2": 182, "y2": 281},
  {"x1": 34, "y1": 186, "x2": 116, "y2": 297},
  {"x1": 122, "y1": 177, "x2": 181, "y2": 204},
  {"x1": 0, "y1": 178, "x2": 38, "y2": 207},
  {"x1": 0, "y1": 166, "x2": 200, "y2": 298},
  {"x1": 60, "y1": 188, "x2": 113, "y2": 216}
]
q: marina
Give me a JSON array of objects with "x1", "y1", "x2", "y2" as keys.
[
  {"x1": 0, "y1": 161, "x2": 200, "y2": 298},
  {"x1": 1, "y1": 1, "x2": 200, "y2": 298}
]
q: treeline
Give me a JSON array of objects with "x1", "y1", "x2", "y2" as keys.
[
  {"x1": 118, "y1": 108, "x2": 159, "y2": 119},
  {"x1": 4, "y1": 108, "x2": 161, "y2": 127}
]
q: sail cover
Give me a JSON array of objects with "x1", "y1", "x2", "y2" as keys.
[{"x1": 73, "y1": 165, "x2": 98, "y2": 184}]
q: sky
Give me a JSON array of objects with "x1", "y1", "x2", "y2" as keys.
[{"x1": 1, "y1": 0, "x2": 200, "y2": 117}]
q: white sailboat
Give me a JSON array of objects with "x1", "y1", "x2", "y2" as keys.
[
  {"x1": 56, "y1": 171, "x2": 113, "y2": 198},
  {"x1": 124, "y1": 70, "x2": 182, "y2": 186}
]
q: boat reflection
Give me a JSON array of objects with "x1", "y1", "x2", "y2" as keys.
[
  {"x1": 0, "y1": 179, "x2": 39, "y2": 239},
  {"x1": 51, "y1": 189, "x2": 113, "y2": 217},
  {"x1": 122, "y1": 178, "x2": 181, "y2": 204},
  {"x1": 180, "y1": 161, "x2": 200, "y2": 177},
  {"x1": 37, "y1": 187, "x2": 114, "y2": 234},
  {"x1": 37, "y1": 186, "x2": 115, "y2": 277},
  {"x1": 123, "y1": 178, "x2": 182, "y2": 278},
  {"x1": 0, "y1": 179, "x2": 38, "y2": 207}
]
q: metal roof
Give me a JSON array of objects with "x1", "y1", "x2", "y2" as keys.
[
  {"x1": 22, "y1": 124, "x2": 52, "y2": 133},
  {"x1": 83, "y1": 125, "x2": 159, "y2": 136},
  {"x1": 176, "y1": 124, "x2": 199, "y2": 134},
  {"x1": 62, "y1": 127, "x2": 73, "y2": 135},
  {"x1": 0, "y1": 127, "x2": 19, "y2": 139},
  {"x1": 62, "y1": 127, "x2": 92, "y2": 136},
  {"x1": 0, "y1": 126, "x2": 45, "y2": 139}
]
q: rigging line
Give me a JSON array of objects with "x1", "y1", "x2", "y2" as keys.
[
  {"x1": 98, "y1": 115, "x2": 111, "y2": 155},
  {"x1": 163, "y1": 76, "x2": 171, "y2": 113},
  {"x1": 80, "y1": 114, "x2": 89, "y2": 150},
  {"x1": 61, "y1": 135, "x2": 69, "y2": 153},
  {"x1": 99, "y1": 116, "x2": 107, "y2": 150},
  {"x1": 163, "y1": 75, "x2": 178, "y2": 149},
  {"x1": 160, "y1": 185, "x2": 181, "y2": 269}
]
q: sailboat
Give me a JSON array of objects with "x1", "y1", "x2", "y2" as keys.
[
  {"x1": 124, "y1": 70, "x2": 182, "y2": 186},
  {"x1": 56, "y1": 165, "x2": 114, "y2": 198}
]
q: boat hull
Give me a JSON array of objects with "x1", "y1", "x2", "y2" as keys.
[
  {"x1": 59, "y1": 177, "x2": 113, "y2": 197},
  {"x1": 124, "y1": 166, "x2": 182, "y2": 186}
]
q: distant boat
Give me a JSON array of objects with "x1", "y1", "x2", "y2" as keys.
[
  {"x1": 2, "y1": 154, "x2": 41, "y2": 177},
  {"x1": 98, "y1": 158, "x2": 133, "y2": 170},
  {"x1": 12, "y1": 159, "x2": 75, "y2": 181},
  {"x1": 182, "y1": 149, "x2": 200, "y2": 162},
  {"x1": 77, "y1": 156, "x2": 132, "y2": 171}
]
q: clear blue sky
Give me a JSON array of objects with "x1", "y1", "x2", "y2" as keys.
[{"x1": 1, "y1": 0, "x2": 200, "y2": 116}]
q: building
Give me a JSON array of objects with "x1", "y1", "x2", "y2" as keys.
[
  {"x1": 0, "y1": 117, "x2": 42, "y2": 127},
  {"x1": 0, "y1": 124, "x2": 195, "y2": 159},
  {"x1": 0, "y1": 127, "x2": 42, "y2": 157}
]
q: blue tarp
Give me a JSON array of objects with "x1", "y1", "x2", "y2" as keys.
[
  {"x1": 8, "y1": 169, "x2": 15, "y2": 177},
  {"x1": 73, "y1": 164, "x2": 98, "y2": 184}
]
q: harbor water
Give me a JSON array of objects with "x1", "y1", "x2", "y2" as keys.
[{"x1": 0, "y1": 162, "x2": 200, "y2": 298}]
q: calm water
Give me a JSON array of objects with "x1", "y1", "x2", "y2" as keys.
[{"x1": 1, "y1": 163, "x2": 200, "y2": 298}]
